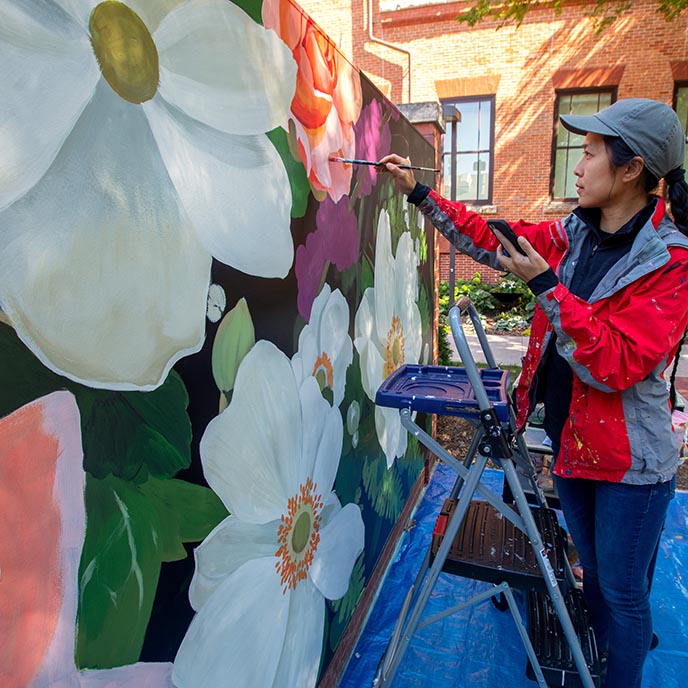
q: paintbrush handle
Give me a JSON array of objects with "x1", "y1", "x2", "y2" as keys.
[{"x1": 329, "y1": 157, "x2": 438, "y2": 172}]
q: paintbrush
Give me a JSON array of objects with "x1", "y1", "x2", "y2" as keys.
[{"x1": 329, "y1": 156, "x2": 438, "y2": 172}]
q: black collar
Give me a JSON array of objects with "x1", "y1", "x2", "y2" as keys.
[{"x1": 573, "y1": 198, "x2": 657, "y2": 245}]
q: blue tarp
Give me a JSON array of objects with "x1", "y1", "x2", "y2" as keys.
[{"x1": 340, "y1": 464, "x2": 688, "y2": 687}]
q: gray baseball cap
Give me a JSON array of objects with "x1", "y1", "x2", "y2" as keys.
[{"x1": 560, "y1": 98, "x2": 686, "y2": 179}]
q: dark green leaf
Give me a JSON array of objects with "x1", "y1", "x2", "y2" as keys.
[
  {"x1": 0, "y1": 323, "x2": 192, "y2": 481},
  {"x1": 77, "y1": 475, "x2": 170, "y2": 668},
  {"x1": 228, "y1": 0, "x2": 263, "y2": 24},
  {"x1": 76, "y1": 474, "x2": 228, "y2": 668},
  {"x1": 140, "y1": 476, "x2": 229, "y2": 544}
]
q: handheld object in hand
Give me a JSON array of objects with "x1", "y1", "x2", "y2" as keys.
[
  {"x1": 487, "y1": 220, "x2": 527, "y2": 257},
  {"x1": 328, "y1": 156, "x2": 439, "y2": 172}
]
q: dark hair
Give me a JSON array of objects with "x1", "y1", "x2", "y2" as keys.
[
  {"x1": 604, "y1": 136, "x2": 688, "y2": 236},
  {"x1": 667, "y1": 173, "x2": 688, "y2": 237},
  {"x1": 604, "y1": 137, "x2": 659, "y2": 193},
  {"x1": 604, "y1": 136, "x2": 688, "y2": 410}
]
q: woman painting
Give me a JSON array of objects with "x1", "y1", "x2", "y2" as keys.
[{"x1": 380, "y1": 98, "x2": 688, "y2": 688}]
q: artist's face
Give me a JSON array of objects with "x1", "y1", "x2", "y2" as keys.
[{"x1": 572, "y1": 132, "x2": 625, "y2": 209}]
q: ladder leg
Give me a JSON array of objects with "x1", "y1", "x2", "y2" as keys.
[
  {"x1": 499, "y1": 583, "x2": 549, "y2": 688},
  {"x1": 510, "y1": 426, "x2": 579, "y2": 590},
  {"x1": 376, "y1": 451, "x2": 490, "y2": 686},
  {"x1": 449, "y1": 426, "x2": 483, "y2": 498},
  {"x1": 501, "y1": 460, "x2": 596, "y2": 688}
]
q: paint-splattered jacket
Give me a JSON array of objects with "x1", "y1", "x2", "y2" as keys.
[{"x1": 412, "y1": 187, "x2": 688, "y2": 485}]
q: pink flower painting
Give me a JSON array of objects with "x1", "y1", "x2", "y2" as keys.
[
  {"x1": 263, "y1": 0, "x2": 363, "y2": 201},
  {"x1": 295, "y1": 196, "x2": 360, "y2": 320}
]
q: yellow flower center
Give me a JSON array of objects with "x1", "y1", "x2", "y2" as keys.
[
  {"x1": 311, "y1": 352, "x2": 334, "y2": 392},
  {"x1": 89, "y1": 1, "x2": 159, "y2": 104},
  {"x1": 383, "y1": 315, "x2": 405, "y2": 378},
  {"x1": 275, "y1": 478, "x2": 323, "y2": 594}
]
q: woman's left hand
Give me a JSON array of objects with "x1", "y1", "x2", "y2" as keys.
[{"x1": 493, "y1": 230, "x2": 550, "y2": 282}]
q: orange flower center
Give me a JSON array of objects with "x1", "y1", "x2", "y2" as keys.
[
  {"x1": 311, "y1": 351, "x2": 334, "y2": 392},
  {"x1": 275, "y1": 477, "x2": 323, "y2": 594},
  {"x1": 383, "y1": 315, "x2": 405, "y2": 378}
]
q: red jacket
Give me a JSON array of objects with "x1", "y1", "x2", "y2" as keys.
[{"x1": 418, "y1": 189, "x2": 688, "y2": 484}]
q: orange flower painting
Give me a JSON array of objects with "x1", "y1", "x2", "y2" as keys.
[{"x1": 263, "y1": 0, "x2": 363, "y2": 201}]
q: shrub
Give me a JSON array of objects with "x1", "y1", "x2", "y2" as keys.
[{"x1": 437, "y1": 273, "x2": 534, "y2": 344}]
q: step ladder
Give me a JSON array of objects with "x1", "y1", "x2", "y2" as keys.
[{"x1": 371, "y1": 299, "x2": 600, "y2": 687}]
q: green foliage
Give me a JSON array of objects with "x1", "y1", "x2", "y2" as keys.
[
  {"x1": 437, "y1": 319, "x2": 453, "y2": 366},
  {"x1": 494, "y1": 309, "x2": 530, "y2": 332},
  {"x1": 439, "y1": 272, "x2": 497, "y2": 315},
  {"x1": 417, "y1": 282, "x2": 432, "y2": 349},
  {"x1": 229, "y1": 0, "x2": 263, "y2": 25},
  {"x1": 458, "y1": 0, "x2": 686, "y2": 33},
  {"x1": 437, "y1": 273, "x2": 534, "y2": 350},
  {"x1": 83, "y1": 382, "x2": 192, "y2": 481},
  {"x1": 362, "y1": 453, "x2": 403, "y2": 522},
  {"x1": 76, "y1": 474, "x2": 228, "y2": 668},
  {"x1": 456, "y1": 273, "x2": 498, "y2": 313},
  {"x1": 0, "y1": 325, "x2": 228, "y2": 669},
  {"x1": 328, "y1": 555, "x2": 365, "y2": 649},
  {"x1": 657, "y1": 0, "x2": 688, "y2": 20},
  {"x1": 491, "y1": 275, "x2": 535, "y2": 312}
]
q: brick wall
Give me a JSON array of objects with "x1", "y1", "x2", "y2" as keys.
[{"x1": 296, "y1": 0, "x2": 688, "y2": 283}]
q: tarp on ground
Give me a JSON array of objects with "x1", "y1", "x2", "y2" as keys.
[{"x1": 341, "y1": 464, "x2": 688, "y2": 688}]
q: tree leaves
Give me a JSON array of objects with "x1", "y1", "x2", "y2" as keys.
[{"x1": 457, "y1": 0, "x2": 686, "y2": 33}]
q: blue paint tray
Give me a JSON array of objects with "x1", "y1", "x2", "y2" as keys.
[{"x1": 375, "y1": 364, "x2": 510, "y2": 422}]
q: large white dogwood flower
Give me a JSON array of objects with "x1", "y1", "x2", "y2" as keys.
[
  {"x1": 354, "y1": 210, "x2": 422, "y2": 467},
  {"x1": 173, "y1": 340, "x2": 364, "y2": 688},
  {"x1": 291, "y1": 284, "x2": 353, "y2": 408},
  {"x1": 0, "y1": 0, "x2": 297, "y2": 390}
]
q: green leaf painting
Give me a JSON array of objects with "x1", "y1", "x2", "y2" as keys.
[
  {"x1": 77, "y1": 474, "x2": 227, "y2": 668},
  {"x1": 0, "y1": 323, "x2": 192, "y2": 482},
  {"x1": 267, "y1": 126, "x2": 311, "y2": 219}
]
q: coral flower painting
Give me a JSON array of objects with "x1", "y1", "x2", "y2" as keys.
[{"x1": 0, "y1": 1, "x2": 436, "y2": 686}]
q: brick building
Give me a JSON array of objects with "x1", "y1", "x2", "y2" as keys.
[{"x1": 297, "y1": 0, "x2": 688, "y2": 284}]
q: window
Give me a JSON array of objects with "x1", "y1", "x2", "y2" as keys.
[
  {"x1": 674, "y1": 83, "x2": 688, "y2": 170},
  {"x1": 441, "y1": 97, "x2": 494, "y2": 205},
  {"x1": 552, "y1": 90, "x2": 615, "y2": 200}
]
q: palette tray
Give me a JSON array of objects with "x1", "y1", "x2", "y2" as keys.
[{"x1": 375, "y1": 364, "x2": 510, "y2": 422}]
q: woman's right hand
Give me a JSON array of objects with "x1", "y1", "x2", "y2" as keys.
[{"x1": 378, "y1": 154, "x2": 417, "y2": 196}]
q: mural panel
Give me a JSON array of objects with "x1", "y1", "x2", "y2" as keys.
[{"x1": 0, "y1": 0, "x2": 436, "y2": 685}]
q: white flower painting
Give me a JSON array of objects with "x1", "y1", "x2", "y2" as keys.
[
  {"x1": 173, "y1": 340, "x2": 365, "y2": 688},
  {"x1": 0, "y1": 0, "x2": 297, "y2": 391},
  {"x1": 354, "y1": 210, "x2": 422, "y2": 467},
  {"x1": 291, "y1": 284, "x2": 353, "y2": 408}
]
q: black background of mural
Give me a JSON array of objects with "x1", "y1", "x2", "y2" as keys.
[
  {"x1": 139, "y1": 74, "x2": 436, "y2": 667},
  {"x1": 0, "y1": 37, "x2": 435, "y2": 677}
]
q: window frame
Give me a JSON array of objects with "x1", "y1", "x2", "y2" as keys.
[
  {"x1": 673, "y1": 81, "x2": 688, "y2": 171},
  {"x1": 550, "y1": 88, "x2": 617, "y2": 202},
  {"x1": 440, "y1": 95, "x2": 495, "y2": 206}
]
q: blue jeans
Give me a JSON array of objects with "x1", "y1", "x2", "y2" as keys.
[{"x1": 553, "y1": 475, "x2": 675, "y2": 688}]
